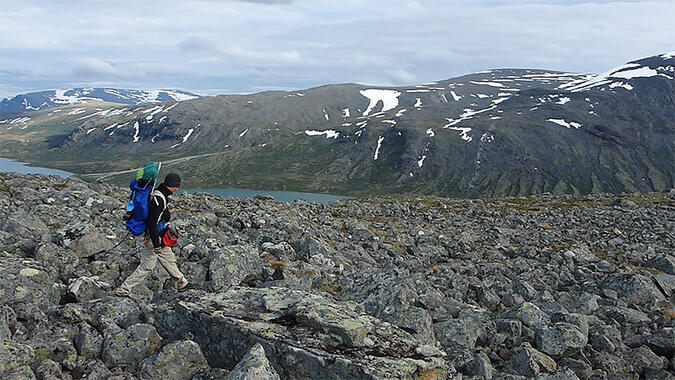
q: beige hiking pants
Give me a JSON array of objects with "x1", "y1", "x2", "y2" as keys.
[{"x1": 119, "y1": 246, "x2": 184, "y2": 292}]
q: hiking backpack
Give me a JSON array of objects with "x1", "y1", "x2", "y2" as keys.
[{"x1": 124, "y1": 162, "x2": 161, "y2": 235}]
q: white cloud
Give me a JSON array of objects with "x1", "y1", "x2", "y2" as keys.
[{"x1": 0, "y1": 0, "x2": 673, "y2": 99}]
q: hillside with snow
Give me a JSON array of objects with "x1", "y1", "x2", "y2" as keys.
[
  {"x1": 0, "y1": 88, "x2": 200, "y2": 116},
  {"x1": 0, "y1": 53, "x2": 673, "y2": 197}
]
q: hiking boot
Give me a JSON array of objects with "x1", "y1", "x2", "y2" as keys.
[{"x1": 177, "y1": 277, "x2": 189, "y2": 290}]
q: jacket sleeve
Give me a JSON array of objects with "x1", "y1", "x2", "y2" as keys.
[{"x1": 147, "y1": 194, "x2": 166, "y2": 248}]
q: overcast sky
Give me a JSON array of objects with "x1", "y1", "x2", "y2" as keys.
[{"x1": 0, "y1": 0, "x2": 673, "y2": 99}]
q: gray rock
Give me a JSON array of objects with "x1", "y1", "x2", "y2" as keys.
[
  {"x1": 535, "y1": 367, "x2": 581, "y2": 380},
  {"x1": 74, "y1": 359, "x2": 113, "y2": 379},
  {"x1": 507, "y1": 343, "x2": 557, "y2": 377},
  {"x1": 139, "y1": 340, "x2": 209, "y2": 380},
  {"x1": 209, "y1": 245, "x2": 262, "y2": 290},
  {"x1": 73, "y1": 322, "x2": 104, "y2": 360},
  {"x1": 34, "y1": 338, "x2": 78, "y2": 371},
  {"x1": 0, "y1": 341, "x2": 36, "y2": 377},
  {"x1": 434, "y1": 313, "x2": 484, "y2": 349},
  {"x1": 344, "y1": 271, "x2": 435, "y2": 344},
  {"x1": 503, "y1": 302, "x2": 551, "y2": 329},
  {"x1": 646, "y1": 254, "x2": 675, "y2": 274},
  {"x1": 629, "y1": 345, "x2": 664, "y2": 376},
  {"x1": 599, "y1": 273, "x2": 664, "y2": 305},
  {"x1": 59, "y1": 221, "x2": 112, "y2": 257},
  {"x1": 35, "y1": 359, "x2": 62, "y2": 380},
  {"x1": 102, "y1": 323, "x2": 162, "y2": 369},
  {"x1": 66, "y1": 276, "x2": 111, "y2": 302},
  {"x1": 226, "y1": 343, "x2": 280, "y2": 380},
  {"x1": 535, "y1": 323, "x2": 588, "y2": 358},
  {"x1": 558, "y1": 358, "x2": 593, "y2": 380},
  {"x1": 465, "y1": 353, "x2": 493, "y2": 379}
]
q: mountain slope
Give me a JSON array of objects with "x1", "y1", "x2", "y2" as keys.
[
  {"x1": 0, "y1": 53, "x2": 673, "y2": 197},
  {"x1": 0, "y1": 88, "x2": 200, "y2": 116}
]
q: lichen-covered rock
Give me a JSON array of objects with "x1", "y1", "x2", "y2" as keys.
[
  {"x1": 73, "y1": 322, "x2": 104, "y2": 360},
  {"x1": 139, "y1": 340, "x2": 209, "y2": 380},
  {"x1": 35, "y1": 359, "x2": 63, "y2": 380},
  {"x1": 102, "y1": 323, "x2": 162, "y2": 369},
  {"x1": 599, "y1": 273, "x2": 665, "y2": 305},
  {"x1": 58, "y1": 221, "x2": 112, "y2": 258},
  {"x1": 464, "y1": 353, "x2": 493, "y2": 379},
  {"x1": 344, "y1": 270, "x2": 435, "y2": 344},
  {"x1": 535, "y1": 367, "x2": 581, "y2": 380},
  {"x1": 66, "y1": 276, "x2": 111, "y2": 302},
  {"x1": 152, "y1": 287, "x2": 447, "y2": 379},
  {"x1": 226, "y1": 343, "x2": 280, "y2": 380},
  {"x1": 0, "y1": 341, "x2": 36, "y2": 377},
  {"x1": 507, "y1": 343, "x2": 557, "y2": 377},
  {"x1": 1, "y1": 174, "x2": 674, "y2": 380},
  {"x1": 209, "y1": 245, "x2": 262, "y2": 290},
  {"x1": 535, "y1": 323, "x2": 588, "y2": 359},
  {"x1": 503, "y1": 302, "x2": 551, "y2": 329},
  {"x1": 34, "y1": 337, "x2": 78, "y2": 371}
]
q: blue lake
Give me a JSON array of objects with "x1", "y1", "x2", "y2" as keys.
[
  {"x1": 181, "y1": 188, "x2": 350, "y2": 203},
  {"x1": 0, "y1": 157, "x2": 72, "y2": 178},
  {"x1": 0, "y1": 157, "x2": 349, "y2": 203}
]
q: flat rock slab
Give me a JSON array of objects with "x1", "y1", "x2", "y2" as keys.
[{"x1": 151, "y1": 287, "x2": 447, "y2": 379}]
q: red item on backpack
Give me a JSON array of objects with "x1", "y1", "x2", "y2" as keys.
[{"x1": 162, "y1": 230, "x2": 178, "y2": 247}]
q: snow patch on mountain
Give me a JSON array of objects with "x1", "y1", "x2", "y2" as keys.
[
  {"x1": 374, "y1": 136, "x2": 384, "y2": 160},
  {"x1": 132, "y1": 121, "x2": 140, "y2": 142},
  {"x1": 305, "y1": 130, "x2": 339, "y2": 139},
  {"x1": 548, "y1": 118, "x2": 582, "y2": 129},
  {"x1": 360, "y1": 89, "x2": 401, "y2": 116},
  {"x1": 446, "y1": 127, "x2": 473, "y2": 142},
  {"x1": 182, "y1": 128, "x2": 195, "y2": 142}
]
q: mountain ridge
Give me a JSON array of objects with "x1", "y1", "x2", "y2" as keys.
[{"x1": 0, "y1": 53, "x2": 672, "y2": 198}]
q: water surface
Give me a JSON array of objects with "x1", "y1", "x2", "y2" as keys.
[{"x1": 0, "y1": 157, "x2": 72, "y2": 178}]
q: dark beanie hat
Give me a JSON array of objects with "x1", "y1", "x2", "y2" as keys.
[{"x1": 164, "y1": 173, "x2": 181, "y2": 187}]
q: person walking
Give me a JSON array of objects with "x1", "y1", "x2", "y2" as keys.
[{"x1": 114, "y1": 173, "x2": 188, "y2": 296}]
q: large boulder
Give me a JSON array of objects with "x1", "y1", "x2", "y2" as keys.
[
  {"x1": 599, "y1": 273, "x2": 664, "y2": 305},
  {"x1": 102, "y1": 323, "x2": 162, "y2": 369},
  {"x1": 0, "y1": 256, "x2": 60, "y2": 328},
  {"x1": 226, "y1": 343, "x2": 280, "y2": 380},
  {"x1": 343, "y1": 270, "x2": 435, "y2": 344},
  {"x1": 535, "y1": 323, "x2": 588, "y2": 359},
  {"x1": 152, "y1": 287, "x2": 447, "y2": 379},
  {"x1": 58, "y1": 221, "x2": 112, "y2": 258},
  {"x1": 506, "y1": 343, "x2": 557, "y2": 377},
  {"x1": 209, "y1": 245, "x2": 262, "y2": 290},
  {"x1": 503, "y1": 302, "x2": 551, "y2": 329},
  {"x1": 140, "y1": 340, "x2": 209, "y2": 380}
]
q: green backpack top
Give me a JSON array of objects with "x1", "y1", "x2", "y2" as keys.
[{"x1": 135, "y1": 162, "x2": 160, "y2": 188}]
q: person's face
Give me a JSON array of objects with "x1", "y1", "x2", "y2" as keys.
[{"x1": 167, "y1": 186, "x2": 180, "y2": 193}]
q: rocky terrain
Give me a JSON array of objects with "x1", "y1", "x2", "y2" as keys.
[{"x1": 0, "y1": 172, "x2": 674, "y2": 379}]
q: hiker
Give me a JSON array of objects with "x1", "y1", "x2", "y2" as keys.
[{"x1": 114, "y1": 173, "x2": 188, "y2": 296}]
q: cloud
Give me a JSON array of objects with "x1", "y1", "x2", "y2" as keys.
[
  {"x1": 0, "y1": 0, "x2": 673, "y2": 99},
  {"x1": 72, "y1": 58, "x2": 122, "y2": 78}
]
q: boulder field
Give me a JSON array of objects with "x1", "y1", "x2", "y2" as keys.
[{"x1": 0, "y1": 173, "x2": 673, "y2": 379}]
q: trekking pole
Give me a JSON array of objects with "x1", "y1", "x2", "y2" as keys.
[{"x1": 111, "y1": 231, "x2": 131, "y2": 250}]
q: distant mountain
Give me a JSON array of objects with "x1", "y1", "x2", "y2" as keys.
[
  {"x1": 0, "y1": 52, "x2": 673, "y2": 198},
  {"x1": 0, "y1": 88, "x2": 200, "y2": 116}
]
